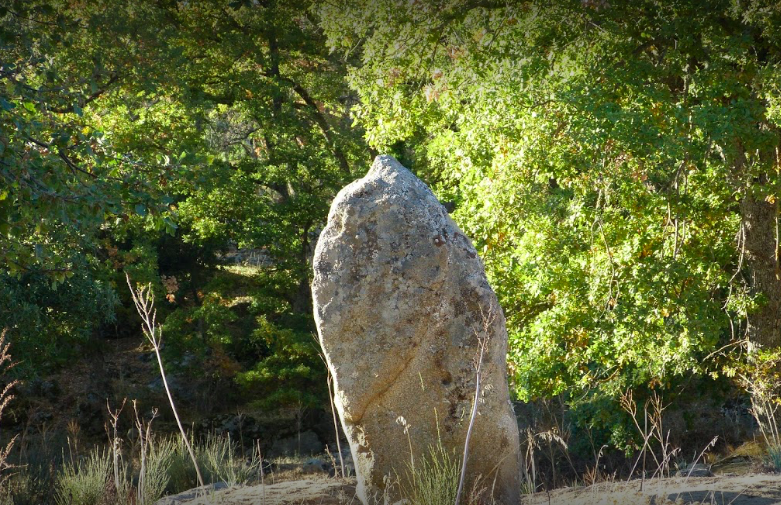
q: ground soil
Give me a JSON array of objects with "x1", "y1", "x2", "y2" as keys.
[
  {"x1": 522, "y1": 473, "x2": 781, "y2": 505},
  {"x1": 156, "y1": 477, "x2": 358, "y2": 505},
  {"x1": 154, "y1": 473, "x2": 781, "y2": 505}
]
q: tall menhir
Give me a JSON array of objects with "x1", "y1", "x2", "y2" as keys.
[{"x1": 312, "y1": 155, "x2": 521, "y2": 504}]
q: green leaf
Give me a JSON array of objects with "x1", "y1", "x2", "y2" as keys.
[{"x1": 163, "y1": 217, "x2": 178, "y2": 236}]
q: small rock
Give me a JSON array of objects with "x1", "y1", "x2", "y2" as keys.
[
  {"x1": 675, "y1": 463, "x2": 713, "y2": 477},
  {"x1": 154, "y1": 482, "x2": 229, "y2": 505},
  {"x1": 269, "y1": 430, "x2": 323, "y2": 457},
  {"x1": 302, "y1": 458, "x2": 326, "y2": 474}
]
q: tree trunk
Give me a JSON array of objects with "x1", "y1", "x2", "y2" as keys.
[{"x1": 740, "y1": 192, "x2": 781, "y2": 349}]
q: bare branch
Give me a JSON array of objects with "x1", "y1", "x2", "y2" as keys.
[
  {"x1": 455, "y1": 308, "x2": 495, "y2": 505},
  {"x1": 125, "y1": 274, "x2": 204, "y2": 488}
]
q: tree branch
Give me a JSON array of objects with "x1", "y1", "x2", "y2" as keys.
[
  {"x1": 275, "y1": 75, "x2": 352, "y2": 176},
  {"x1": 48, "y1": 73, "x2": 121, "y2": 113}
]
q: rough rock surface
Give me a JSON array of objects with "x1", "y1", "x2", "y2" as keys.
[{"x1": 312, "y1": 155, "x2": 521, "y2": 504}]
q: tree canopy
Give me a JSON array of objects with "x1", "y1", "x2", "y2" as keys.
[
  {"x1": 0, "y1": 0, "x2": 367, "y2": 404},
  {"x1": 318, "y1": 0, "x2": 781, "y2": 403},
  {"x1": 2, "y1": 0, "x2": 781, "y2": 452}
]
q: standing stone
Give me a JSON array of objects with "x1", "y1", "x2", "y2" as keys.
[{"x1": 312, "y1": 155, "x2": 521, "y2": 504}]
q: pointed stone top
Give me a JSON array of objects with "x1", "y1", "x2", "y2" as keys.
[
  {"x1": 369, "y1": 154, "x2": 408, "y2": 175},
  {"x1": 366, "y1": 154, "x2": 419, "y2": 187}
]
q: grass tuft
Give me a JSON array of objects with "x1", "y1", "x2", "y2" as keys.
[
  {"x1": 765, "y1": 444, "x2": 781, "y2": 472},
  {"x1": 402, "y1": 443, "x2": 461, "y2": 505},
  {"x1": 54, "y1": 448, "x2": 110, "y2": 505},
  {"x1": 164, "y1": 433, "x2": 260, "y2": 494}
]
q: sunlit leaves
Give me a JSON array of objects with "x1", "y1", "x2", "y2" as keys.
[
  {"x1": 319, "y1": 0, "x2": 781, "y2": 402},
  {"x1": 0, "y1": 1, "x2": 178, "y2": 276}
]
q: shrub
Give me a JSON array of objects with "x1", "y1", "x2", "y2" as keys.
[
  {"x1": 201, "y1": 433, "x2": 258, "y2": 487},
  {"x1": 234, "y1": 315, "x2": 325, "y2": 411},
  {"x1": 55, "y1": 448, "x2": 110, "y2": 505},
  {"x1": 765, "y1": 445, "x2": 781, "y2": 473},
  {"x1": 0, "y1": 270, "x2": 117, "y2": 373},
  {"x1": 164, "y1": 435, "x2": 202, "y2": 494},
  {"x1": 162, "y1": 433, "x2": 259, "y2": 494},
  {"x1": 137, "y1": 436, "x2": 174, "y2": 505},
  {"x1": 733, "y1": 347, "x2": 781, "y2": 471}
]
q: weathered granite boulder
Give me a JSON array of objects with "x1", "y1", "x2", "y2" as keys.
[{"x1": 312, "y1": 155, "x2": 521, "y2": 504}]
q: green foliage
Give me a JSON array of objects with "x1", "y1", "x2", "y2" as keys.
[
  {"x1": 318, "y1": 0, "x2": 781, "y2": 404},
  {"x1": 159, "y1": 265, "x2": 327, "y2": 412},
  {"x1": 55, "y1": 449, "x2": 110, "y2": 505},
  {"x1": 1, "y1": 0, "x2": 363, "y2": 407},
  {"x1": 162, "y1": 291, "x2": 238, "y2": 354},
  {"x1": 235, "y1": 315, "x2": 325, "y2": 410},
  {"x1": 0, "y1": 268, "x2": 117, "y2": 372},
  {"x1": 11, "y1": 0, "x2": 781, "y2": 470},
  {"x1": 564, "y1": 391, "x2": 637, "y2": 456},
  {"x1": 0, "y1": 1, "x2": 177, "y2": 276}
]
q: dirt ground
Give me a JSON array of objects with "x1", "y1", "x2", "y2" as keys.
[
  {"x1": 522, "y1": 473, "x2": 781, "y2": 505},
  {"x1": 156, "y1": 477, "x2": 359, "y2": 505},
  {"x1": 155, "y1": 473, "x2": 781, "y2": 505}
]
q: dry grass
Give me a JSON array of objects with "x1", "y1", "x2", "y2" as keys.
[{"x1": 0, "y1": 329, "x2": 18, "y2": 501}]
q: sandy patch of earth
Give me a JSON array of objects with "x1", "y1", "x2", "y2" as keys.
[
  {"x1": 156, "y1": 473, "x2": 781, "y2": 505},
  {"x1": 522, "y1": 473, "x2": 781, "y2": 505},
  {"x1": 156, "y1": 478, "x2": 358, "y2": 505}
]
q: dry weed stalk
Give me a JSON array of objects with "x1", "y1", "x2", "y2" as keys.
[
  {"x1": 521, "y1": 428, "x2": 568, "y2": 493},
  {"x1": 455, "y1": 307, "x2": 496, "y2": 505},
  {"x1": 318, "y1": 344, "x2": 347, "y2": 478},
  {"x1": 683, "y1": 436, "x2": 718, "y2": 480},
  {"x1": 327, "y1": 371, "x2": 346, "y2": 478},
  {"x1": 133, "y1": 400, "x2": 158, "y2": 504},
  {"x1": 621, "y1": 389, "x2": 679, "y2": 489},
  {"x1": 738, "y1": 353, "x2": 781, "y2": 449},
  {"x1": 126, "y1": 274, "x2": 204, "y2": 488},
  {"x1": 0, "y1": 329, "x2": 18, "y2": 491},
  {"x1": 106, "y1": 398, "x2": 127, "y2": 496},
  {"x1": 737, "y1": 348, "x2": 781, "y2": 470},
  {"x1": 255, "y1": 439, "x2": 267, "y2": 503},
  {"x1": 583, "y1": 444, "x2": 608, "y2": 486},
  {"x1": 751, "y1": 392, "x2": 781, "y2": 448}
]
